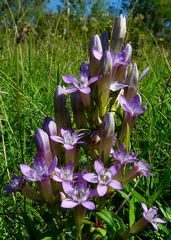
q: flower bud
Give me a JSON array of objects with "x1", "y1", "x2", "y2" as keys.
[
  {"x1": 124, "y1": 63, "x2": 139, "y2": 100},
  {"x1": 35, "y1": 128, "x2": 50, "y2": 153},
  {"x1": 99, "y1": 112, "x2": 115, "y2": 162},
  {"x1": 43, "y1": 117, "x2": 58, "y2": 157},
  {"x1": 34, "y1": 128, "x2": 53, "y2": 166},
  {"x1": 54, "y1": 86, "x2": 71, "y2": 135},
  {"x1": 89, "y1": 34, "x2": 103, "y2": 76},
  {"x1": 110, "y1": 15, "x2": 127, "y2": 53},
  {"x1": 98, "y1": 51, "x2": 113, "y2": 117}
]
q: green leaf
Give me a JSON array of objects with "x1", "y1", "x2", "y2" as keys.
[
  {"x1": 129, "y1": 198, "x2": 135, "y2": 227},
  {"x1": 132, "y1": 190, "x2": 146, "y2": 203}
]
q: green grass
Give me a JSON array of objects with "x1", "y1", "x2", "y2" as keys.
[{"x1": 0, "y1": 18, "x2": 171, "y2": 239}]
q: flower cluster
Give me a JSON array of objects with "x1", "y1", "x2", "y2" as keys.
[{"x1": 6, "y1": 15, "x2": 165, "y2": 237}]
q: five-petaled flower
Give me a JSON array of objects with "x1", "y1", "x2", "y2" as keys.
[
  {"x1": 112, "y1": 143, "x2": 137, "y2": 165},
  {"x1": 83, "y1": 160, "x2": 123, "y2": 196},
  {"x1": 61, "y1": 182, "x2": 95, "y2": 210},
  {"x1": 53, "y1": 162, "x2": 75, "y2": 189},
  {"x1": 51, "y1": 128, "x2": 85, "y2": 150},
  {"x1": 141, "y1": 203, "x2": 166, "y2": 230},
  {"x1": 119, "y1": 93, "x2": 147, "y2": 118},
  {"x1": 63, "y1": 61, "x2": 101, "y2": 94},
  {"x1": 20, "y1": 155, "x2": 57, "y2": 182}
]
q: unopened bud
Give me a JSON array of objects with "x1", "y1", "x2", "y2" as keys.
[
  {"x1": 89, "y1": 35, "x2": 103, "y2": 76},
  {"x1": 99, "y1": 112, "x2": 115, "y2": 162},
  {"x1": 110, "y1": 15, "x2": 127, "y2": 53}
]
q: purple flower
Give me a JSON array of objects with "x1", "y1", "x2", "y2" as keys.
[
  {"x1": 61, "y1": 183, "x2": 95, "y2": 210},
  {"x1": 83, "y1": 160, "x2": 123, "y2": 197},
  {"x1": 141, "y1": 203, "x2": 166, "y2": 230},
  {"x1": 51, "y1": 128, "x2": 85, "y2": 150},
  {"x1": 63, "y1": 62, "x2": 101, "y2": 94},
  {"x1": 119, "y1": 93, "x2": 147, "y2": 118},
  {"x1": 112, "y1": 143, "x2": 137, "y2": 165},
  {"x1": 5, "y1": 174, "x2": 24, "y2": 193},
  {"x1": 134, "y1": 160, "x2": 153, "y2": 177},
  {"x1": 53, "y1": 162, "x2": 75, "y2": 189},
  {"x1": 20, "y1": 155, "x2": 57, "y2": 182}
]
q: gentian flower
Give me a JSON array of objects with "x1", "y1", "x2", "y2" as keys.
[
  {"x1": 5, "y1": 174, "x2": 24, "y2": 193},
  {"x1": 121, "y1": 160, "x2": 152, "y2": 184},
  {"x1": 112, "y1": 143, "x2": 137, "y2": 165},
  {"x1": 83, "y1": 160, "x2": 123, "y2": 196},
  {"x1": 61, "y1": 182, "x2": 95, "y2": 210},
  {"x1": 63, "y1": 61, "x2": 101, "y2": 95},
  {"x1": 119, "y1": 93, "x2": 147, "y2": 118},
  {"x1": 141, "y1": 203, "x2": 166, "y2": 230},
  {"x1": 51, "y1": 128, "x2": 85, "y2": 150},
  {"x1": 53, "y1": 162, "x2": 75, "y2": 189},
  {"x1": 20, "y1": 155, "x2": 57, "y2": 182}
]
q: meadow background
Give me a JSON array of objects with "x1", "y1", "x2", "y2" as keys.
[{"x1": 0, "y1": 0, "x2": 171, "y2": 239}]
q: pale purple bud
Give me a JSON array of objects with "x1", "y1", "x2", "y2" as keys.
[
  {"x1": 89, "y1": 35, "x2": 103, "y2": 76},
  {"x1": 35, "y1": 128, "x2": 50, "y2": 153},
  {"x1": 43, "y1": 117, "x2": 57, "y2": 137},
  {"x1": 99, "y1": 112, "x2": 115, "y2": 162},
  {"x1": 123, "y1": 43, "x2": 132, "y2": 61},
  {"x1": 110, "y1": 15, "x2": 127, "y2": 53},
  {"x1": 101, "y1": 50, "x2": 113, "y2": 75},
  {"x1": 42, "y1": 117, "x2": 58, "y2": 157},
  {"x1": 98, "y1": 51, "x2": 113, "y2": 117}
]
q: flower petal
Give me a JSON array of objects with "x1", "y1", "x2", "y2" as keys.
[
  {"x1": 108, "y1": 180, "x2": 123, "y2": 190},
  {"x1": 110, "y1": 82, "x2": 127, "y2": 92},
  {"x1": 139, "y1": 67, "x2": 150, "y2": 81},
  {"x1": 88, "y1": 75, "x2": 101, "y2": 85},
  {"x1": 48, "y1": 156, "x2": 57, "y2": 175},
  {"x1": 64, "y1": 144, "x2": 74, "y2": 150},
  {"x1": 51, "y1": 136, "x2": 64, "y2": 144},
  {"x1": 94, "y1": 160, "x2": 104, "y2": 175},
  {"x1": 80, "y1": 87, "x2": 91, "y2": 94},
  {"x1": 53, "y1": 175, "x2": 62, "y2": 182},
  {"x1": 83, "y1": 173, "x2": 98, "y2": 183},
  {"x1": 108, "y1": 165, "x2": 117, "y2": 177},
  {"x1": 82, "y1": 201, "x2": 95, "y2": 210},
  {"x1": 62, "y1": 75, "x2": 77, "y2": 84},
  {"x1": 141, "y1": 203, "x2": 148, "y2": 213},
  {"x1": 20, "y1": 164, "x2": 38, "y2": 181},
  {"x1": 61, "y1": 198, "x2": 78, "y2": 208},
  {"x1": 93, "y1": 49, "x2": 103, "y2": 60},
  {"x1": 151, "y1": 222, "x2": 158, "y2": 231},
  {"x1": 155, "y1": 218, "x2": 166, "y2": 224},
  {"x1": 97, "y1": 185, "x2": 107, "y2": 196}
]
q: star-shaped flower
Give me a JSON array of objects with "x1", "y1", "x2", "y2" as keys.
[
  {"x1": 63, "y1": 62, "x2": 101, "y2": 94},
  {"x1": 51, "y1": 128, "x2": 85, "y2": 150},
  {"x1": 141, "y1": 203, "x2": 166, "y2": 230},
  {"x1": 20, "y1": 155, "x2": 57, "y2": 182},
  {"x1": 83, "y1": 160, "x2": 123, "y2": 196}
]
